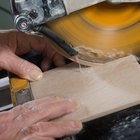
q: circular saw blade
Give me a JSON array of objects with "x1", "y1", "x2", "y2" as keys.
[{"x1": 47, "y1": 2, "x2": 140, "y2": 64}]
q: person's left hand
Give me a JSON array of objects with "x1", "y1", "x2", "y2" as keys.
[
  {"x1": 0, "y1": 96, "x2": 82, "y2": 140},
  {"x1": 0, "y1": 30, "x2": 65, "y2": 81}
]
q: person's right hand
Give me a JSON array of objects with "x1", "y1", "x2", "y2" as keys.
[
  {"x1": 0, "y1": 30, "x2": 66, "y2": 81},
  {"x1": 0, "y1": 96, "x2": 82, "y2": 140}
]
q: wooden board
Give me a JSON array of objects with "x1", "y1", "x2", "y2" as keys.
[{"x1": 31, "y1": 55, "x2": 140, "y2": 122}]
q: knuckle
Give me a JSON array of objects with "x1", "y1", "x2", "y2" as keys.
[
  {"x1": 34, "y1": 122, "x2": 45, "y2": 132},
  {"x1": 14, "y1": 105, "x2": 34, "y2": 122},
  {"x1": 20, "y1": 125, "x2": 38, "y2": 136}
]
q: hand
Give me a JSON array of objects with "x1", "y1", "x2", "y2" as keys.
[
  {"x1": 0, "y1": 30, "x2": 65, "y2": 81},
  {"x1": 0, "y1": 96, "x2": 82, "y2": 140}
]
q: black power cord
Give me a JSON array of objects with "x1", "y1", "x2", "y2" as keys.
[{"x1": 0, "y1": 6, "x2": 11, "y2": 15}]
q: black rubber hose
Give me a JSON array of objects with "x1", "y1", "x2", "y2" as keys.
[{"x1": 35, "y1": 26, "x2": 78, "y2": 56}]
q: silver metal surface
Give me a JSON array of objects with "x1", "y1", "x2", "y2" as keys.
[
  {"x1": 12, "y1": 0, "x2": 140, "y2": 32},
  {"x1": 15, "y1": 88, "x2": 33, "y2": 106},
  {"x1": 0, "y1": 77, "x2": 13, "y2": 111}
]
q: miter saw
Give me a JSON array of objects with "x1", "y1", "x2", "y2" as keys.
[
  {"x1": 10, "y1": 0, "x2": 140, "y2": 65},
  {"x1": 7, "y1": 1, "x2": 140, "y2": 140}
]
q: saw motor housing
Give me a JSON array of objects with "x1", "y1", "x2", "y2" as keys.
[{"x1": 10, "y1": 0, "x2": 66, "y2": 32}]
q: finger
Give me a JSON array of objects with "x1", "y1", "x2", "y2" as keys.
[
  {"x1": 12, "y1": 96, "x2": 65, "y2": 120},
  {"x1": 52, "y1": 53, "x2": 65, "y2": 67},
  {"x1": 28, "y1": 136, "x2": 54, "y2": 140},
  {"x1": 0, "y1": 49, "x2": 43, "y2": 81},
  {"x1": 37, "y1": 99, "x2": 79, "y2": 121},
  {"x1": 32, "y1": 121, "x2": 82, "y2": 138},
  {"x1": 14, "y1": 98, "x2": 80, "y2": 128},
  {"x1": 17, "y1": 132, "x2": 54, "y2": 140},
  {"x1": 16, "y1": 32, "x2": 66, "y2": 67},
  {"x1": 40, "y1": 56, "x2": 52, "y2": 71},
  {"x1": 23, "y1": 96, "x2": 65, "y2": 109},
  {"x1": 15, "y1": 31, "x2": 49, "y2": 55},
  {"x1": 18, "y1": 134, "x2": 54, "y2": 140},
  {"x1": 11, "y1": 97, "x2": 67, "y2": 135},
  {"x1": 26, "y1": 35, "x2": 65, "y2": 66},
  {"x1": 39, "y1": 39, "x2": 65, "y2": 68}
]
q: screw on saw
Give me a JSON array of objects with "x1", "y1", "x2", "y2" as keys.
[{"x1": 15, "y1": 14, "x2": 33, "y2": 32}]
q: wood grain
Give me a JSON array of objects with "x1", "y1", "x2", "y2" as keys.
[{"x1": 31, "y1": 55, "x2": 140, "y2": 122}]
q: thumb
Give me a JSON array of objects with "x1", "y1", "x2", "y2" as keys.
[{"x1": 0, "y1": 52, "x2": 43, "y2": 81}]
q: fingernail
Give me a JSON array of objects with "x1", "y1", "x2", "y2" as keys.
[
  {"x1": 29, "y1": 70, "x2": 43, "y2": 81},
  {"x1": 70, "y1": 121, "x2": 83, "y2": 130}
]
